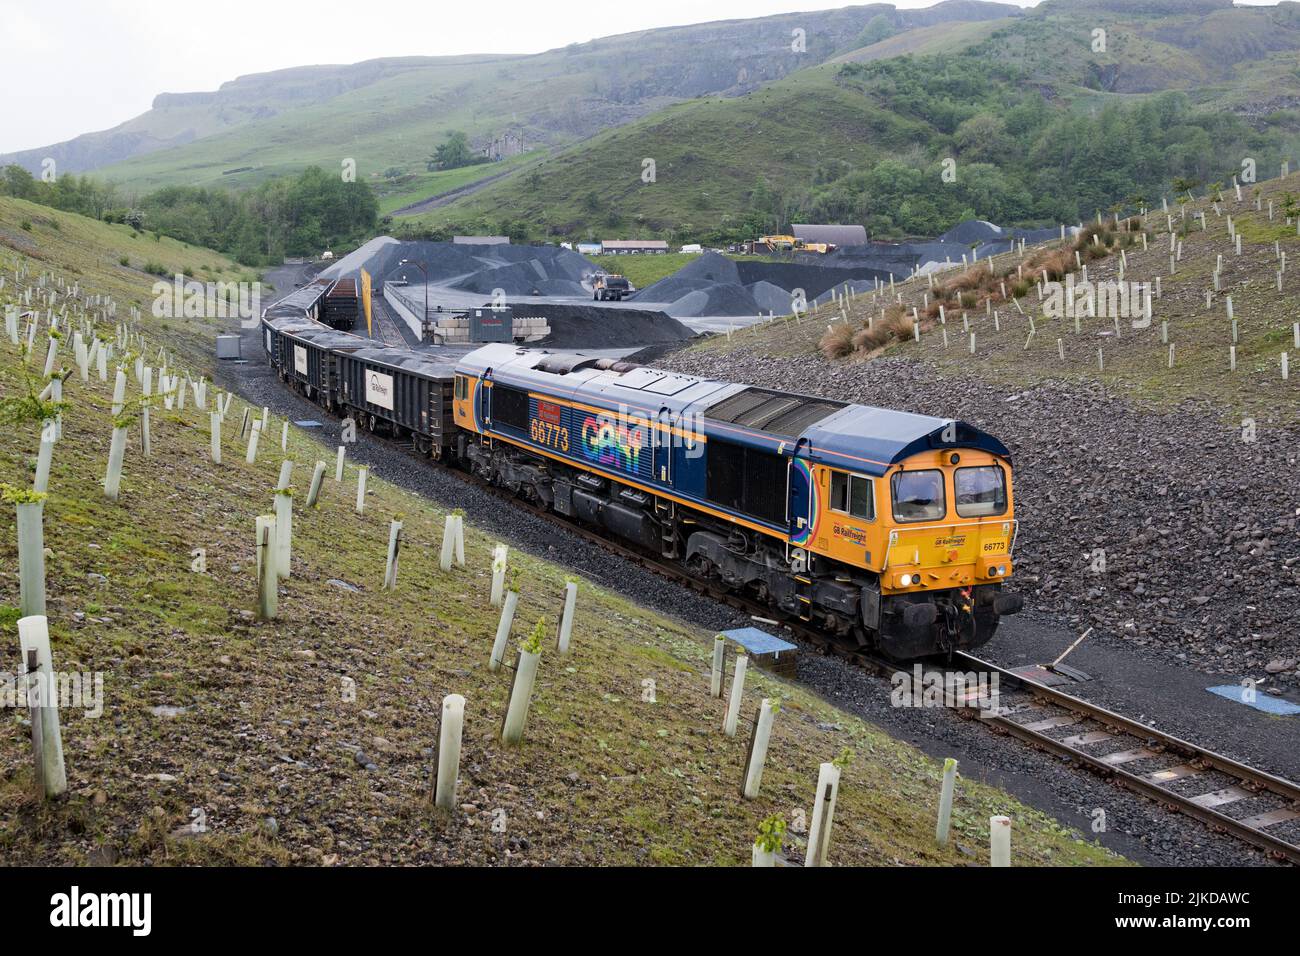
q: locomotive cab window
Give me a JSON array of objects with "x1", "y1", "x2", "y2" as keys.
[
  {"x1": 829, "y1": 470, "x2": 874, "y2": 520},
  {"x1": 454, "y1": 375, "x2": 468, "y2": 400},
  {"x1": 954, "y1": 465, "x2": 1007, "y2": 517},
  {"x1": 891, "y1": 469, "x2": 945, "y2": 522}
]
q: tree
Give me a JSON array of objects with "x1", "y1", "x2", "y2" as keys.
[
  {"x1": 1, "y1": 164, "x2": 37, "y2": 200},
  {"x1": 428, "y1": 131, "x2": 476, "y2": 171},
  {"x1": 954, "y1": 114, "x2": 1012, "y2": 165}
]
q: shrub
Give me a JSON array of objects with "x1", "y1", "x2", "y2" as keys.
[
  {"x1": 856, "y1": 310, "x2": 914, "y2": 353},
  {"x1": 819, "y1": 323, "x2": 855, "y2": 359}
]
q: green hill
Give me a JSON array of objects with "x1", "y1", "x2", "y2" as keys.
[
  {"x1": 402, "y1": 0, "x2": 1300, "y2": 241},
  {"x1": 4, "y1": 2, "x2": 1022, "y2": 202}
]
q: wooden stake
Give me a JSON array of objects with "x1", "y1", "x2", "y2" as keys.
[{"x1": 18, "y1": 617, "x2": 67, "y2": 798}]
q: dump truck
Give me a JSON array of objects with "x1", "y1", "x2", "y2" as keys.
[{"x1": 593, "y1": 274, "x2": 632, "y2": 301}]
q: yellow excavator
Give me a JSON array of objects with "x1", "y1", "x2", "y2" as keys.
[{"x1": 755, "y1": 234, "x2": 835, "y2": 254}]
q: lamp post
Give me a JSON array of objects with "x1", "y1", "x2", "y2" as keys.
[{"x1": 397, "y1": 259, "x2": 429, "y2": 341}]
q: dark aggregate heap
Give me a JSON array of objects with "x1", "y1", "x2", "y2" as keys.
[{"x1": 637, "y1": 252, "x2": 886, "y2": 318}]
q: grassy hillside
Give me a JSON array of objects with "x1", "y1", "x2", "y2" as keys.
[
  {"x1": 980, "y1": 0, "x2": 1300, "y2": 108},
  {"x1": 0, "y1": 208, "x2": 1121, "y2": 866},
  {"x1": 409, "y1": 66, "x2": 884, "y2": 239},
  {"x1": 831, "y1": 14, "x2": 1011, "y2": 63},
  {"x1": 47, "y1": 4, "x2": 1019, "y2": 196},
  {"x1": 0, "y1": 197, "x2": 255, "y2": 364},
  {"x1": 413, "y1": 0, "x2": 1300, "y2": 240},
  {"x1": 690, "y1": 170, "x2": 1300, "y2": 422}
]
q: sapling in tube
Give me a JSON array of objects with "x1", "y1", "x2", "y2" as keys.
[
  {"x1": 723, "y1": 652, "x2": 748, "y2": 736},
  {"x1": 245, "y1": 420, "x2": 261, "y2": 463},
  {"x1": 103, "y1": 413, "x2": 130, "y2": 500},
  {"x1": 42, "y1": 332, "x2": 59, "y2": 379},
  {"x1": 210, "y1": 412, "x2": 221, "y2": 464},
  {"x1": 742, "y1": 698, "x2": 778, "y2": 799},
  {"x1": 111, "y1": 368, "x2": 127, "y2": 417},
  {"x1": 439, "y1": 514, "x2": 456, "y2": 571},
  {"x1": 937, "y1": 758, "x2": 958, "y2": 847},
  {"x1": 17, "y1": 615, "x2": 67, "y2": 798},
  {"x1": 805, "y1": 759, "x2": 843, "y2": 868},
  {"x1": 433, "y1": 694, "x2": 465, "y2": 811},
  {"x1": 752, "y1": 814, "x2": 786, "y2": 867},
  {"x1": 383, "y1": 520, "x2": 402, "y2": 589},
  {"x1": 489, "y1": 573, "x2": 520, "y2": 672},
  {"x1": 256, "y1": 515, "x2": 278, "y2": 620},
  {"x1": 33, "y1": 422, "x2": 55, "y2": 493},
  {"x1": 140, "y1": 368, "x2": 152, "y2": 457},
  {"x1": 452, "y1": 509, "x2": 465, "y2": 566},
  {"x1": 502, "y1": 619, "x2": 545, "y2": 745},
  {"x1": 710, "y1": 636, "x2": 725, "y2": 698},
  {"x1": 274, "y1": 489, "x2": 293, "y2": 579},
  {"x1": 306, "y1": 461, "x2": 326, "y2": 507},
  {"x1": 557, "y1": 576, "x2": 578, "y2": 653},
  {"x1": 990, "y1": 815, "x2": 1011, "y2": 867},
  {"x1": 489, "y1": 545, "x2": 508, "y2": 606},
  {"x1": 6, "y1": 486, "x2": 48, "y2": 616}
]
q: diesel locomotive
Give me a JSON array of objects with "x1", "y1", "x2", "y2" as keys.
[{"x1": 261, "y1": 290, "x2": 1023, "y2": 659}]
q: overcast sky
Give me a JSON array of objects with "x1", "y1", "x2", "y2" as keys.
[
  {"x1": 0, "y1": 0, "x2": 1281, "y2": 154},
  {"x1": 0, "y1": 0, "x2": 1047, "y2": 154}
]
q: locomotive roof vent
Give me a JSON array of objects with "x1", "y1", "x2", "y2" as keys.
[
  {"x1": 705, "y1": 386, "x2": 845, "y2": 437},
  {"x1": 534, "y1": 353, "x2": 645, "y2": 376}
]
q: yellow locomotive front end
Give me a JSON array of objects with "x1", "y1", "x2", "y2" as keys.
[{"x1": 800, "y1": 432, "x2": 1022, "y2": 659}]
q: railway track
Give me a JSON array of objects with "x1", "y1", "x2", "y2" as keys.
[{"x1": 951, "y1": 654, "x2": 1300, "y2": 865}]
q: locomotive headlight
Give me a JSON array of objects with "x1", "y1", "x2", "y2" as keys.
[
  {"x1": 998, "y1": 565, "x2": 1007, "y2": 576},
  {"x1": 899, "y1": 573, "x2": 914, "y2": 586}
]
